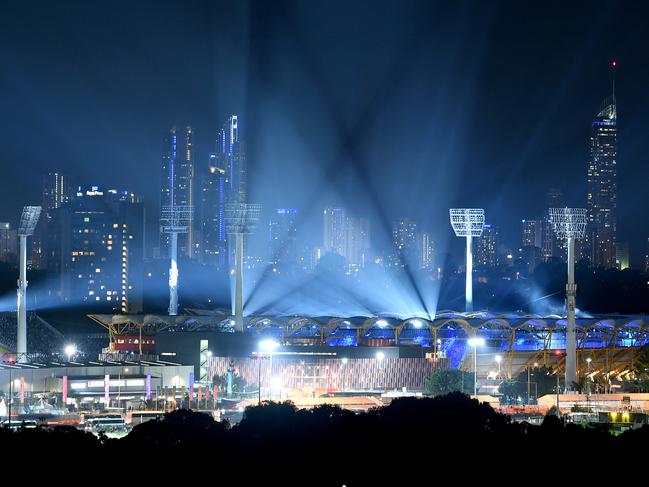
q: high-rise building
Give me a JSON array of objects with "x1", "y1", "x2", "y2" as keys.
[
  {"x1": 33, "y1": 172, "x2": 72, "y2": 270},
  {"x1": 615, "y1": 242, "x2": 629, "y2": 270},
  {"x1": 60, "y1": 186, "x2": 145, "y2": 313},
  {"x1": 323, "y1": 207, "x2": 347, "y2": 257},
  {"x1": 392, "y1": 218, "x2": 418, "y2": 267},
  {"x1": 200, "y1": 154, "x2": 227, "y2": 268},
  {"x1": 217, "y1": 115, "x2": 246, "y2": 205},
  {"x1": 269, "y1": 208, "x2": 298, "y2": 266},
  {"x1": 545, "y1": 188, "x2": 564, "y2": 210},
  {"x1": 543, "y1": 188, "x2": 566, "y2": 261},
  {"x1": 0, "y1": 222, "x2": 17, "y2": 265},
  {"x1": 475, "y1": 224, "x2": 498, "y2": 269},
  {"x1": 420, "y1": 232, "x2": 434, "y2": 270},
  {"x1": 159, "y1": 126, "x2": 195, "y2": 260},
  {"x1": 585, "y1": 72, "x2": 617, "y2": 268},
  {"x1": 645, "y1": 238, "x2": 649, "y2": 273},
  {"x1": 521, "y1": 219, "x2": 540, "y2": 248},
  {"x1": 345, "y1": 217, "x2": 370, "y2": 268}
]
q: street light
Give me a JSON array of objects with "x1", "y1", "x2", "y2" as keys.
[
  {"x1": 259, "y1": 339, "x2": 279, "y2": 401},
  {"x1": 527, "y1": 362, "x2": 538, "y2": 404},
  {"x1": 467, "y1": 337, "x2": 485, "y2": 395},
  {"x1": 64, "y1": 344, "x2": 77, "y2": 362}
]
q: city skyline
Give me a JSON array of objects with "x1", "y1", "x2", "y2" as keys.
[{"x1": 3, "y1": 1, "x2": 649, "y2": 268}]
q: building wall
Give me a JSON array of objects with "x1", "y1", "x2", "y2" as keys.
[{"x1": 208, "y1": 356, "x2": 440, "y2": 391}]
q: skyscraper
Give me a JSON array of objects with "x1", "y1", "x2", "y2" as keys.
[
  {"x1": 159, "y1": 126, "x2": 195, "y2": 260},
  {"x1": 200, "y1": 153, "x2": 227, "y2": 268},
  {"x1": 217, "y1": 115, "x2": 246, "y2": 205},
  {"x1": 543, "y1": 188, "x2": 566, "y2": 261},
  {"x1": 345, "y1": 217, "x2": 370, "y2": 268},
  {"x1": 521, "y1": 219, "x2": 540, "y2": 248},
  {"x1": 475, "y1": 224, "x2": 498, "y2": 269},
  {"x1": 269, "y1": 208, "x2": 298, "y2": 266},
  {"x1": 60, "y1": 186, "x2": 144, "y2": 313},
  {"x1": 323, "y1": 207, "x2": 347, "y2": 257},
  {"x1": 585, "y1": 67, "x2": 617, "y2": 268},
  {"x1": 420, "y1": 232, "x2": 434, "y2": 270},
  {"x1": 392, "y1": 218, "x2": 418, "y2": 268},
  {"x1": 0, "y1": 222, "x2": 17, "y2": 265},
  {"x1": 615, "y1": 242, "x2": 629, "y2": 270},
  {"x1": 33, "y1": 172, "x2": 71, "y2": 270}
]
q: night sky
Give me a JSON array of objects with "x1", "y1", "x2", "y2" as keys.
[{"x1": 2, "y1": 0, "x2": 648, "y2": 264}]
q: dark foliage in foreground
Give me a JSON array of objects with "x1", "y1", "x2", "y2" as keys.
[{"x1": 3, "y1": 393, "x2": 646, "y2": 483}]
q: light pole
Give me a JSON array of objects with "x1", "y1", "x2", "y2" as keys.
[
  {"x1": 259, "y1": 339, "x2": 279, "y2": 401},
  {"x1": 549, "y1": 207, "x2": 587, "y2": 390},
  {"x1": 64, "y1": 344, "x2": 77, "y2": 362},
  {"x1": 160, "y1": 205, "x2": 193, "y2": 316},
  {"x1": 467, "y1": 337, "x2": 485, "y2": 395},
  {"x1": 449, "y1": 209, "x2": 485, "y2": 312},
  {"x1": 16, "y1": 206, "x2": 41, "y2": 363},
  {"x1": 225, "y1": 203, "x2": 261, "y2": 332}
]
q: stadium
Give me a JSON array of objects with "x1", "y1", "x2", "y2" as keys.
[{"x1": 87, "y1": 309, "x2": 649, "y2": 395}]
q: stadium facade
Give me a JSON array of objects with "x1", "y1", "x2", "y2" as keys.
[{"x1": 89, "y1": 310, "x2": 649, "y2": 392}]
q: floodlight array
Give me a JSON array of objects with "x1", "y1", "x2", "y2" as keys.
[
  {"x1": 449, "y1": 208, "x2": 485, "y2": 237},
  {"x1": 225, "y1": 203, "x2": 262, "y2": 235},
  {"x1": 18, "y1": 206, "x2": 42, "y2": 236},
  {"x1": 548, "y1": 207, "x2": 587, "y2": 239},
  {"x1": 160, "y1": 205, "x2": 193, "y2": 234}
]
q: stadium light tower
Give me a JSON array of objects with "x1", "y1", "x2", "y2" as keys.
[
  {"x1": 226, "y1": 203, "x2": 261, "y2": 332},
  {"x1": 449, "y1": 209, "x2": 485, "y2": 312},
  {"x1": 161, "y1": 205, "x2": 193, "y2": 316},
  {"x1": 549, "y1": 207, "x2": 587, "y2": 390},
  {"x1": 17, "y1": 206, "x2": 41, "y2": 363}
]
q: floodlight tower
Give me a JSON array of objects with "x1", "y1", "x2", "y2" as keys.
[
  {"x1": 225, "y1": 203, "x2": 261, "y2": 332},
  {"x1": 549, "y1": 207, "x2": 587, "y2": 390},
  {"x1": 161, "y1": 205, "x2": 193, "y2": 316},
  {"x1": 17, "y1": 206, "x2": 41, "y2": 362},
  {"x1": 449, "y1": 209, "x2": 485, "y2": 312}
]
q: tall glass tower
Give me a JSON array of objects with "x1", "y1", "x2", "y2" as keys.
[
  {"x1": 323, "y1": 207, "x2": 347, "y2": 258},
  {"x1": 217, "y1": 115, "x2": 246, "y2": 205},
  {"x1": 160, "y1": 126, "x2": 195, "y2": 259},
  {"x1": 585, "y1": 69, "x2": 617, "y2": 269}
]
